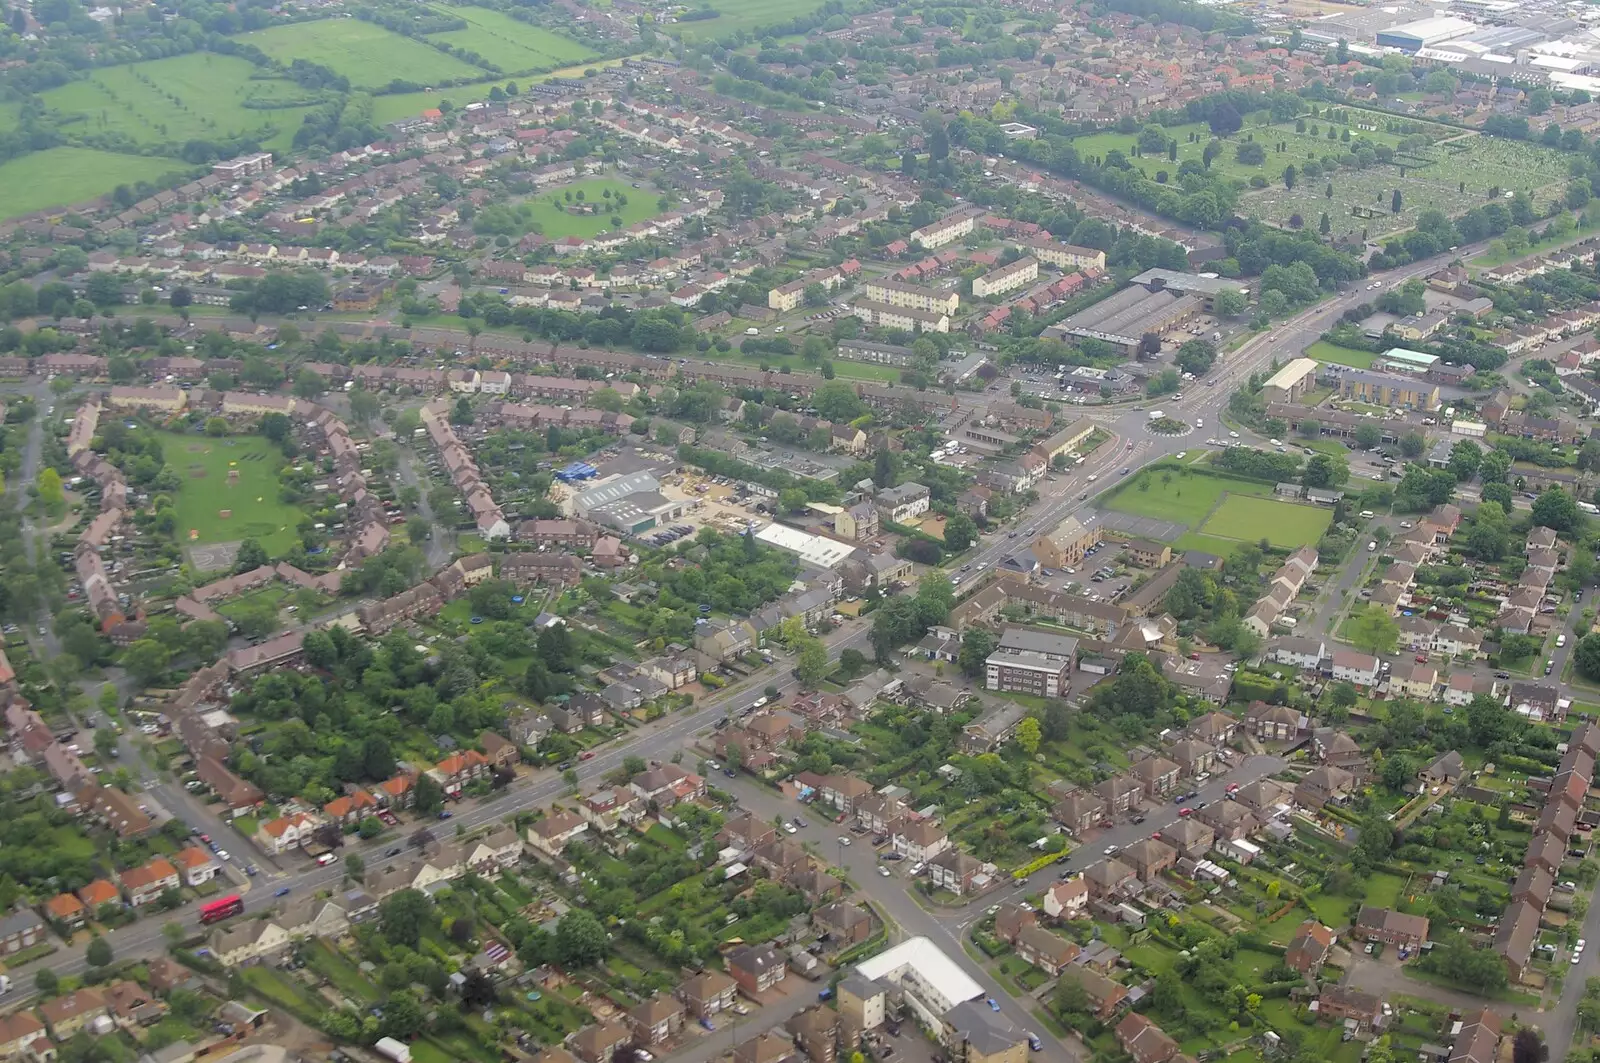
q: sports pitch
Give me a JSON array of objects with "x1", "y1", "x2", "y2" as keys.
[
  {"x1": 158, "y1": 431, "x2": 303, "y2": 556},
  {"x1": 1103, "y1": 467, "x2": 1330, "y2": 549},
  {"x1": 1201, "y1": 495, "x2": 1331, "y2": 548}
]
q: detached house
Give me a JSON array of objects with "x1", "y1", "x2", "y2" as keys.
[{"x1": 1285, "y1": 920, "x2": 1335, "y2": 977}]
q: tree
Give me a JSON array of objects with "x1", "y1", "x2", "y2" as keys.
[
  {"x1": 1399, "y1": 432, "x2": 1426, "y2": 459},
  {"x1": 1514, "y1": 1030, "x2": 1548, "y2": 1063},
  {"x1": 1213, "y1": 289, "x2": 1247, "y2": 317},
  {"x1": 943, "y1": 511, "x2": 978, "y2": 552},
  {"x1": 555, "y1": 909, "x2": 608, "y2": 967},
  {"x1": 958, "y1": 628, "x2": 997, "y2": 678},
  {"x1": 234, "y1": 538, "x2": 269, "y2": 572},
  {"x1": 1303, "y1": 453, "x2": 1348, "y2": 489},
  {"x1": 1014, "y1": 717, "x2": 1041, "y2": 755},
  {"x1": 86, "y1": 935, "x2": 112, "y2": 968},
  {"x1": 1354, "y1": 424, "x2": 1382, "y2": 450},
  {"x1": 1575, "y1": 633, "x2": 1600, "y2": 682},
  {"x1": 380, "y1": 991, "x2": 426, "y2": 1040},
  {"x1": 795, "y1": 637, "x2": 830, "y2": 689},
  {"x1": 36, "y1": 467, "x2": 63, "y2": 509},
  {"x1": 1533, "y1": 488, "x2": 1582, "y2": 533},
  {"x1": 34, "y1": 969, "x2": 57, "y2": 996},
  {"x1": 379, "y1": 889, "x2": 433, "y2": 949},
  {"x1": 345, "y1": 853, "x2": 365, "y2": 881},
  {"x1": 1348, "y1": 606, "x2": 1399, "y2": 655},
  {"x1": 413, "y1": 773, "x2": 444, "y2": 815},
  {"x1": 121, "y1": 639, "x2": 171, "y2": 686},
  {"x1": 1448, "y1": 439, "x2": 1482, "y2": 482},
  {"x1": 1391, "y1": 188, "x2": 1403, "y2": 214}
]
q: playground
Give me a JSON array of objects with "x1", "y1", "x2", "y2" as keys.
[{"x1": 157, "y1": 431, "x2": 303, "y2": 560}]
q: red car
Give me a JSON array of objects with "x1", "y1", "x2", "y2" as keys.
[
  {"x1": 1226, "y1": 783, "x2": 1240, "y2": 794},
  {"x1": 1415, "y1": 653, "x2": 1428, "y2": 663},
  {"x1": 199, "y1": 834, "x2": 211, "y2": 844},
  {"x1": 579, "y1": 750, "x2": 596, "y2": 761},
  {"x1": 1178, "y1": 808, "x2": 1193, "y2": 817}
]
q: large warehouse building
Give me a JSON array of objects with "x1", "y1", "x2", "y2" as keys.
[{"x1": 1377, "y1": 15, "x2": 1478, "y2": 51}]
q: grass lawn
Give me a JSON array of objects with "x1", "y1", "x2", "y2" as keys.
[
  {"x1": 1202, "y1": 495, "x2": 1332, "y2": 548},
  {"x1": 429, "y1": 5, "x2": 597, "y2": 73},
  {"x1": 41, "y1": 53, "x2": 314, "y2": 155},
  {"x1": 1306, "y1": 340, "x2": 1378, "y2": 369},
  {"x1": 156, "y1": 430, "x2": 304, "y2": 554},
  {"x1": 715, "y1": 349, "x2": 905, "y2": 383},
  {"x1": 0, "y1": 147, "x2": 188, "y2": 221},
  {"x1": 666, "y1": 0, "x2": 832, "y2": 38},
  {"x1": 1102, "y1": 466, "x2": 1273, "y2": 525},
  {"x1": 524, "y1": 178, "x2": 662, "y2": 239},
  {"x1": 237, "y1": 20, "x2": 487, "y2": 88}
]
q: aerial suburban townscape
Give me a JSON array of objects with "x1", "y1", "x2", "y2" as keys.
[{"x1": 13, "y1": 2, "x2": 1600, "y2": 1063}]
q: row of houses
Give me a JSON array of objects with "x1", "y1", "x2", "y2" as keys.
[
  {"x1": 1493, "y1": 721, "x2": 1600, "y2": 981},
  {"x1": 420, "y1": 400, "x2": 510, "y2": 540}
]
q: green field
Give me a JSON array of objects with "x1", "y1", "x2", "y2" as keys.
[
  {"x1": 667, "y1": 0, "x2": 831, "y2": 38},
  {"x1": 1305, "y1": 340, "x2": 1377, "y2": 369},
  {"x1": 41, "y1": 53, "x2": 315, "y2": 154},
  {"x1": 1103, "y1": 466, "x2": 1274, "y2": 526},
  {"x1": 528, "y1": 178, "x2": 663, "y2": 238},
  {"x1": 237, "y1": 20, "x2": 487, "y2": 88},
  {"x1": 1105, "y1": 467, "x2": 1329, "y2": 549},
  {"x1": 0, "y1": 147, "x2": 189, "y2": 220},
  {"x1": 1202, "y1": 494, "x2": 1332, "y2": 548},
  {"x1": 157, "y1": 431, "x2": 304, "y2": 554},
  {"x1": 429, "y1": 6, "x2": 597, "y2": 73},
  {"x1": 1074, "y1": 112, "x2": 1572, "y2": 241}
]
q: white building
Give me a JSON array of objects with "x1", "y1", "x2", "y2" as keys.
[{"x1": 853, "y1": 936, "x2": 985, "y2": 1029}]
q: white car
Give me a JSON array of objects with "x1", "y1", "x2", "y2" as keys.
[
  {"x1": 910, "y1": 862, "x2": 924, "y2": 875},
  {"x1": 783, "y1": 822, "x2": 797, "y2": 834},
  {"x1": 1575, "y1": 953, "x2": 1584, "y2": 965},
  {"x1": 1228, "y1": 431, "x2": 1239, "y2": 439},
  {"x1": 216, "y1": 849, "x2": 231, "y2": 862},
  {"x1": 837, "y1": 836, "x2": 851, "y2": 846},
  {"x1": 878, "y1": 866, "x2": 891, "y2": 877},
  {"x1": 1398, "y1": 521, "x2": 1413, "y2": 529}
]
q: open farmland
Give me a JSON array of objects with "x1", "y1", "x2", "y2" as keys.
[
  {"x1": 1074, "y1": 112, "x2": 1571, "y2": 241},
  {"x1": 157, "y1": 431, "x2": 304, "y2": 556},
  {"x1": 237, "y1": 19, "x2": 487, "y2": 89},
  {"x1": 0, "y1": 147, "x2": 189, "y2": 220},
  {"x1": 667, "y1": 0, "x2": 832, "y2": 38},
  {"x1": 428, "y1": 6, "x2": 598, "y2": 74},
  {"x1": 41, "y1": 53, "x2": 315, "y2": 154}
]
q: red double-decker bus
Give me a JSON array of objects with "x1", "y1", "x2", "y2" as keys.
[{"x1": 199, "y1": 895, "x2": 243, "y2": 924}]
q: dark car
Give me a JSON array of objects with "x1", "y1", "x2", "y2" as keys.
[
  {"x1": 385, "y1": 847, "x2": 402, "y2": 858},
  {"x1": 274, "y1": 887, "x2": 292, "y2": 897},
  {"x1": 724, "y1": 767, "x2": 737, "y2": 777}
]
